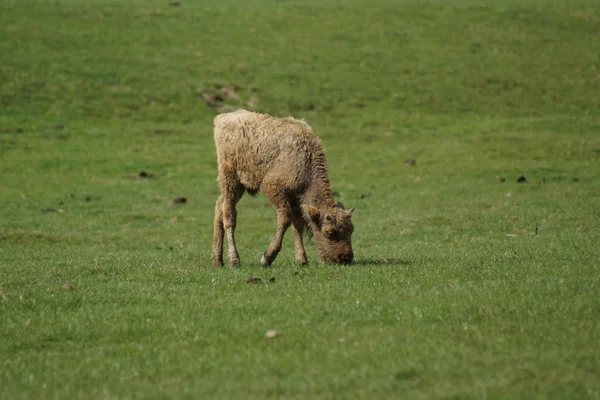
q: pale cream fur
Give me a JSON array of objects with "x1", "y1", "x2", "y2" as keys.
[{"x1": 211, "y1": 109, "x2": 354, "y2": 267}]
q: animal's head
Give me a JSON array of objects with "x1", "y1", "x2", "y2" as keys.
[{"x1": 302, "y1": 202, "x2": 354, "y2": 264}]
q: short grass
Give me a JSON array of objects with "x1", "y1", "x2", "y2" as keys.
[{"x1": 1, "y1": 0, "x2": 600, "y2": 398}]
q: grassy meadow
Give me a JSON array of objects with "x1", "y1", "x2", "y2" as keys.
[{"x1": 1, "y1": 0, "x2": 600, "y2": 398}]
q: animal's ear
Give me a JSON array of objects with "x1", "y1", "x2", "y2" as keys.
[
  {"x1": 347, "y1": 207, "x2": 355, "y2": 216},
  {"x1": 336, "y1": 202, "x2": 345, "y2": 209},
  {"x1": 301, "y1": 204, "x2": 321, "y2": 225}
]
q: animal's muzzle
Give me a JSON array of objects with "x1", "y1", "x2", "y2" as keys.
[{"x1": 339, "y1": 252, "x2": 354, "y2": 264}]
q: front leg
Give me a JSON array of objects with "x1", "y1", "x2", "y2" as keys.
[
  {"x1": 292, "y1": 217, "x2": 308, "y2": 265},
  {"x1": 261, "y1": 211, "x2": 291, "y2": 267}
]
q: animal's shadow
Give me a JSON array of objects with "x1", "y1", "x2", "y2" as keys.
[{"x1": 351, "y1": 257, "x2": 413, "y2": 267}]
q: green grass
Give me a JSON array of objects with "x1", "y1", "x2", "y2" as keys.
[{"x1": 1, "y1": 0, "x2": 600, "y2": 398}]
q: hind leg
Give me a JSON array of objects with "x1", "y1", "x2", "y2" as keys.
[
  {"x1": 211, "y1": 195, "x2": 225, "y2": 267},
  {"x1": 219, "y1": 163, "x2": 244, "y2": 267}
]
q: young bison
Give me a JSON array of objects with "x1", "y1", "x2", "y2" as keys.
[{"x1": 211, "y1": 109, "x2": 355, "y2": 267}]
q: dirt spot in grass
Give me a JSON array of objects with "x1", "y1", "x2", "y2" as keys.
[
  {"x1": 405, "y1": 158, "x2": 416, "y2": 167},
  {"x1": 217, "y1": 104, "x2": 237, "y2": 113},
  {"x1": 203, "y1": 93, "x2": 225, "y2": 106},
  {"x1": 203, "y1": 84, "x2": 264, "y2": 113},
  {"x1": 517, "y1": 175, "x2": 527, "y2": 183},
  {"x1": 394, "y1": 368, "x2": 419, "y2": 381},
  {"x1": 296, "y1": 103, "x2": 319, "y2": 111},
  {"x1": 203, "y1": 84, "x2": 241, "y2": 108},
  {"x1": 62, "y1": 282, "x2": 73, "y2": 291},
  {"x1": 219, "y1": 85, "x2": 240, "y2": 100},
  {"x1": 153, "y1": 128, "x2": 180, "y2": 135},
  {"x1": 246, "y1": 96, "x2": 259, "y2": 109},
  {"x1": 0, "y1": 127, "x2": 24, "y2": 133},
  {"x1": 171, "y1": 197, "x2": 187, "y2": 205},
  {"x1": 247, "y1": 277, "x2": 263, "y2": 284},
  {"x1": 138, "y1": 171, "x2": 154, "y2": 179},
  {"x1": 53, "y1": 123, "x2": 64, "y2": 130},
  {"x1": 52, "y1": 133, "x2": 70, "y2": 140},
  {"x1": 41, "y1": 208, "x2": 64, "y2": 213}
]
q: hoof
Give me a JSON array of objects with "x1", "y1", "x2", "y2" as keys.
[{"x1": 261, "y1": 254, "x2": 271, "y2": 267}]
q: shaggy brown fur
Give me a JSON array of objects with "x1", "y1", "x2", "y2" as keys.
[{"x1": 211, "y1": 109, "x2": 354, "y2": 267}]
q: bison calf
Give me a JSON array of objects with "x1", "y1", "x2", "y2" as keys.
[{"x1": 211, "y1": 109, "x2": 354, "y2": 267}]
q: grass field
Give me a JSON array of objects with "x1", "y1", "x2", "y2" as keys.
[{"x1": 1, "y1": 0, "x2": 600, "y2": 398}]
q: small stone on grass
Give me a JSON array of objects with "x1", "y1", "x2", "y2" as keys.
[{"x1": 266, "y1": 330, "x2": 279, "y2": 339}]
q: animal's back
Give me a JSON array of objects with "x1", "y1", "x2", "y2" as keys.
[{"x1": 213, "y1": 110, "x2": 320, "y2": 194}]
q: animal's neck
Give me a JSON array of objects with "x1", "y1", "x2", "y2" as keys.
[
  {"x1": 304, "y1": 151, "x2": 335, "y2": 208},
  {"x1": 304, "y1": 180, "x2": 335, "y2": 208}
]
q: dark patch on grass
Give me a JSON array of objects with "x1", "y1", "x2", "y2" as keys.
[
  {"x1": 394, "y1": 368, "x2": 419, "y2": 381},
  {"x1": 119, "y1": 214, "x2": 153, "y2": 222},
  {"x1": 517, "y1": 175, "x2": 527, "y2": 183},
  {"x1": 138, "y1": 171, "x2": 154, "y2": 179},
  {"x1": 293, "y1": 271, "x2": 316, "y2": 278},
  {"x1": 153, "y1": 128, "x2": 180, "y2": 135},
  {"x1": 171, "y1": 197, "x2": 187, "y2": 205},
  {"x1": 203, "y1": 93, "x2": 225, "y2": 106},
  {"x1": 478, "y1": 77, "x2": 524, "y2": 92},
  {"x1": 0, "y1": 127, "x2": 24, "y2": 133},
  {"x1": 52, "y1": 133, "x2": 69, "y2": 140},
  {"x1": 247, "y1": 277, "x2": 263, "y2": 284}
]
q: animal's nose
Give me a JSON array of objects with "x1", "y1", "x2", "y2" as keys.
[{"x1": 340, "y1": 253, "x2": 354, "y2": 264}]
